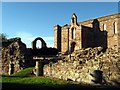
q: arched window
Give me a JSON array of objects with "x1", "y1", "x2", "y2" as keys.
[
  {"x1": 103, "y1": 24, "x2": 106, "y2": 35},
  {"x1": 113, "y1": 22, "x2": 117, "y2": 34},
  {"x1": 72, "y1": 28, "x2": 76, "y2": 39},
  {"x1": 103, "y1": 24, "x2": 106, "y2": 30}
]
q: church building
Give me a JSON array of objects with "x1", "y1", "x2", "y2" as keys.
[{"x1": 54, "y1": 13, "x2": 120, "y2": 53}]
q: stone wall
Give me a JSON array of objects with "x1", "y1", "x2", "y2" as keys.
[
  {"x1": 54, "y1": 13, "x2": 120, "y2": 53},
  {"x1": 2, "y1": 38, "x2": 34, "y2": 75},
  {"x1": 44, "y1": 47, "x2": 120, "y2": 86},
  {"x1": 54, "y1": 25, "x2": 62, "y2": 52}
]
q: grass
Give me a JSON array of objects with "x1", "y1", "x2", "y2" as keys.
[
  {"x1": 1, "y1": 67, "x2": 80, "y2": 89},
  {"x1": 2, "y1": 76, "x2": 78, "y2": 89},
  {"x1": 10, "y1": 67, "x2": 34, "y2": 77},
  {"x1": 1, "y1": 67, "x2": 120, "y2": 90}
]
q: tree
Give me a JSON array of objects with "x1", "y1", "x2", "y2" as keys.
[{"x1": 0, "y1": 33, "x2": 7, "y2": 42}]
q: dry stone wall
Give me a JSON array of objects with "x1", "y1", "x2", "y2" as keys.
[{"x1": 44, "y1": 47, "x2": 120, "y2": 86}]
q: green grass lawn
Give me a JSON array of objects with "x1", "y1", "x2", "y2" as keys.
[
  {"x1": 1, "y1": 67, "x2": 81, "y2": 89},
  {"x1": 1, "y1": 67, "x2": 119, "y2": 90},
  {"x1": 2, "y1": 76, "x2": 79, "y2": 89}
]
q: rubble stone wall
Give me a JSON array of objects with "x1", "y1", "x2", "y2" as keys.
[
  {"x1": 44, "y1": 47, "x2": 120, "y2": 86},
  {"x1": 2, "y1": 38, "x2": 34, "y2": 75}
]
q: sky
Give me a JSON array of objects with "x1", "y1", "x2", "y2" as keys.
[{"x1": 2, "y1": 2, "x2": 119, "y2": 48}]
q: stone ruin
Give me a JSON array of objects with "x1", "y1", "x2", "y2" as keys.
[
  {"x1": 2, "y1": 37, "x2": 34, "y2": 75},
  {"x1": 31, "y1": 37, "x2": 58, "y2": 57},
  {"x1": 1, "y1": 37, "x2": 58, "y2": 75},
  {"x1": 44, "y1": 46, "x2": 120, "y2": 86},
  {"x1": 1, "y1": 37, "x2": 120, "y2": 87},
  {"x1": 31, "y1": 37, "x2": 58, "y2": 76}
]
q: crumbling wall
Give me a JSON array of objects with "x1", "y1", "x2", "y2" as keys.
[
  {"x1": 2, "y1": 38, "x2": 34, "y2": 75},
  {"x1": 44, "y1": 47, "x2": 120, "y2": 86}
]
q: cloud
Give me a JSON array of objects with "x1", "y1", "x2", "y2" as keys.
[{"x1": 15, "y1": 31, "x2": 54, "y2": 48}]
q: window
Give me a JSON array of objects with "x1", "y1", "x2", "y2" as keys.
[
  {"x1": 113, "y1": 22, "x2": 117, "y2": 34},
  {"x1": 103, "y1": 24, "x2": 106, "y2": 35},
  {"x1": 103, "y1": 24, "x2": 106, "y2": 30},
  {"x1": 72, "y1": 28, "x2": 76, "y2": 39}
]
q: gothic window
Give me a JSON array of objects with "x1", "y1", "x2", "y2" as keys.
[
  {"x1": 103, "y1": 24, "x2": 106, "y2": 30},
  {"x1": 113, "y1": 22, "x2": 117, "y2": 34},
  {"x1": 103, "y1": 24, "x2": 107, "y2": 35},
  {"x1": 72, "y1": 28, "x2": 76, "y2": 39}
]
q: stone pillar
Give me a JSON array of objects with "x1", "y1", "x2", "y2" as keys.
[
  {"x1": 35, "y1": 61, "x2": 40, "y2": 76},
  {"x1": 35, "y1": 60, "x2": 43, "y2": 76},
  {"x1": 39, "y1": 61, "x2": 43, "y2": 76}
]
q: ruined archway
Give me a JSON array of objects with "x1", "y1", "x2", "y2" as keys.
[{"x1": 32, "y1": 37, "x2": 47, "y2": 49}]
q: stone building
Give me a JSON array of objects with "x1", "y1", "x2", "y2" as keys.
[{"x1": 54, "y1": 13, "x2": 120, "y2": 53}]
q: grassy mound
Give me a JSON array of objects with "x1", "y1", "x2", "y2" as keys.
[{"x1": 11, "y1": 67, "x2": 34, "y2": 77}]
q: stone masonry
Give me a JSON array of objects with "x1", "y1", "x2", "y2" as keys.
[
  {"x1": 44, "y1": 46, "x2": 120, "y2": 86},
  {"x1": 2, "y1": 38, "x2": 34, "y2": 75},
  {"x1": 54, "y1": 13, "x2": 120, "y2": 53}
]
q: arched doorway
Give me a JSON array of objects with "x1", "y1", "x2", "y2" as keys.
[{"x1": 70, "y1": 42, "x2": 76, "y2": 53}]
